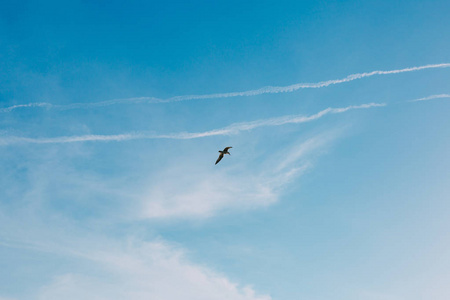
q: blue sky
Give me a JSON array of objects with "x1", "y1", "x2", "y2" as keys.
[{"x1": 1, "y1": 0, "x2": 450, "y2": 299}]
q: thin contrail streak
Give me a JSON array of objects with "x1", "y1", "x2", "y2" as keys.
[
  {"x1": 1, "y1": 63, "x2": 449, "y2": 112},
  {"x1": 408, "y1": 94, "x2": 450, "y2": 102},
  {"x1": 0, "y1": 103, "x2": 385, "y2": 146},
  {"x1": 159, "y1": 63, "x2": 450, "y2": 103},
  {"x1": 0, "y1": 102, "x2": 53, "y2": 113},
  {"x1": 0, "y1": 97, "x2": 161, "y2": 113}
]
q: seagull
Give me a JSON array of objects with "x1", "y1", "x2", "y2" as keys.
[{"x1": 215, "y1": 147, "x2": 232, "y2": 165}]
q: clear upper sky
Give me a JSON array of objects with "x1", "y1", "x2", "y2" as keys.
[{"x1": 1, "y1": 1, "x2": 450, "y2": 299}]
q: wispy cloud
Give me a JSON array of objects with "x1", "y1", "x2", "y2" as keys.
[
  {"x1": 35, "y1": 240, "x2": 272, "y2": 300},
  {"x1": 0, "y1": 103, "x2": 385, "y2": 146},
  {"x1": 1, "y1": 63, "x2": 448, "y2": 111},
  {"x1": 408, "y1": 94, "x2": 450, "y2": 102},
  {"x1": 0, "y1": 217, "x2": 271, "y2": 300},
  {"x1": 141, "y1": 131, "x2": 339, "y2": 219}
]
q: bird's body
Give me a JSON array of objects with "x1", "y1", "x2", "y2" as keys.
[{"x1": 215, "y1": 147, "x2": 232, "y2": 165}]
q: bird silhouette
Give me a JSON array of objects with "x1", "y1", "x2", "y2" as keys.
[{"x1": 215, "y1": 147, "x2": 232, "y2": 165}]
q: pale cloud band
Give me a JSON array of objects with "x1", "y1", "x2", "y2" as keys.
[
  {"x1": 1, "y1": 63, "x2": 448, "y2": 112},
  {"x1": 0, "y1": 103, "x2": 385, "y2": 146}
]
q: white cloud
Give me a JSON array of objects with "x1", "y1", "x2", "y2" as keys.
[
  {"x1": 2, "y1": 132, "x2": 332, "y2": 299},
  {"x1": 0, "y1": 112, "x2": 342, "y2": 300},
  {"x1": 0, "y1": 203, "x2": 271, "y2": 300},
  {"x1": 0, "y1": 132, "x2": 342, "y2": 300},
  {"x1": 2, "y1": 232, "x2": 271, "y2": 300},
  {"x1": 141, "y1": 132, "x2": 338, "y2": 219}
]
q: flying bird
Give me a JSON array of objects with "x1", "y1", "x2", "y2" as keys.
[{"x1": 215, "y1": 147, "x2": 232, "y2": 165}]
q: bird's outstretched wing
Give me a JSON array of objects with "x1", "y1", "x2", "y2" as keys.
[
  {"x1": 223, "y1": 146, "x2": 232, "y2": 151},
  {"x1": 215, "y1": 153, "x2": 224, "y2": 165}
]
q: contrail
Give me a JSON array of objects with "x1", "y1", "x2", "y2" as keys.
[
  {"x1": 0, "y1": 103, "x2": 385, "y2": 146},
  {"x1": 0, "y1": 97, "x2": 161, "y2": 113},
  {"x1": 408, "y1": 94, "x2": 450, "y2": 102},
  {"x1": 0, "y1": 102, "x2": 53, "y2": 113},
  {"x1": 159, "y1": 63, "x2": 450, "y2": 103},
  {"x1": 1, "y1": 63, "x2": 449, "y2": 112}
]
